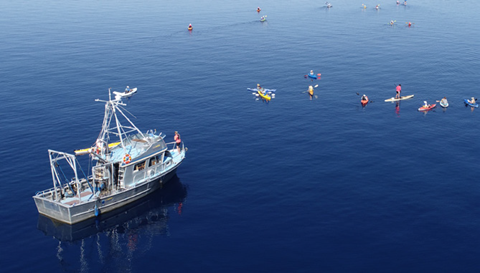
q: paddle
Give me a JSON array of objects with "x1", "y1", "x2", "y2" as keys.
[{"x1": 302, "y1": 84, "x2": 319, "y2": 94}]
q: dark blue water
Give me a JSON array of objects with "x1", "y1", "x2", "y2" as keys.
[{"x1": 1, "y1": 0, "x2": 480, "y2": 271}]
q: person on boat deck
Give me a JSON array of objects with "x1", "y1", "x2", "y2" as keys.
[
  {"x1": 308, "y1": 85, "x2": 314, "y2": 100},
  {"x1": 395, "y1": 84, "x2": 401, "y2": 99},
  {"x1": 469, "y1": 97, "x2": 476, "y2": 104},
  {"x1": 174, "y1": 131, "x2": 182, "y2": 153},
  {"x1": 125, "y1": 86, "x2": 130, "y2": 93}
]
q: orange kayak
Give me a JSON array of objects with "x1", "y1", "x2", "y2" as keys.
[
  {"x1": 418, "y1": 104, "x2": 436, "y2": 111},
  {"x1": 361, "y1": 96, "x2": 369, "y2": 105}
]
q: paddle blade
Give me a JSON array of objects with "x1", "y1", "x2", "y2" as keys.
[{"x1": 314, "y1": 84, "x2": 319, "y2": 88}]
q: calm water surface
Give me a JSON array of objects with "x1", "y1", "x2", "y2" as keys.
[{"x1": 1, "y1": 0, "x2": 480, "y2": 272}]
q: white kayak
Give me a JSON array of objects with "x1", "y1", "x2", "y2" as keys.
[
  {"x1": 384, "y1": 95, "x2": 414, "y2": 102},
  {"x1": 247, "y1": 88, "x2": 276, "y2": 93},
  {"x1": 113, "y1": 87, "x2": 137, "y2": 99}
]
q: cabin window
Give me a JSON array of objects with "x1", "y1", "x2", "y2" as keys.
[
  {"x1": 149, "y1": 155, "x2": 160, "y2": 167},
  {"x1": 134, "y1": 161, "x2": 146, "y2": 172}
]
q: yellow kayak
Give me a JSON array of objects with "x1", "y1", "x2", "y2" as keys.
[
  {"x1": 74, "y1": 142, "x2": 121, "y2": 155},
  {"x1": 257, "y1": 90, "x2": 271, "y2": 101}
]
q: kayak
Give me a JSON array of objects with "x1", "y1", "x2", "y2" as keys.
[
  {"x1": 248, "y1": 88, "x2": 276, "y2": 93},
  {"x1": 439, "y1": 100, "x2": 449, "y2": 108},
  {"x1": 113, "y1": 87, "x2": 137, "y2": 99},
  {"x1": 74, "y1": 142, "x2": 121, "y2": 156},
  {"x1": 307, "y1": 74, "x2": 317, "y2": 79},
  {"x1": 361, "y1": 96, "x2": 369, "y2": 106},
  {"x1": 464, "y1": 99, "x2": 478, "y2": 108},
  {"x1": 188, "y1": 27, "x2": 192, "y2": 31},
  {"x1": 384, "y1": 95, "x2": 414, "y2": 102},
  {"x1": 258, "y1": 90, "x2": 271, "y2": 101},
  {"x1": 418, "y1": 104, "x2": 436, "y2": 111}
]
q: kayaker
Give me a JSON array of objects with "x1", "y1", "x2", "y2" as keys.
[
  {"x1": 125, "y1": 86, "x2": 130, "y2": 93},
  {"x1": 375, "y1": 4, "x2": 380, "y2": 10},
  {"x1": 395, "y1": 84, "x2": 401, "y2": 99},
  {"x1": 468, "y1": 97, "x2": 476, "y2": 104},
  {"x1": 408, "y1": 22, "x2": 412, "y2": 27},
  {"x1": 390, "y1": 20, "x2": 395, "y2": 26},
  {"x1": 174, "y1": 131, "x2": 182, "y2": 153},
  {"x1": 257, "y1": 83, "x2": 265, "y2": 93},
  {"x1": 423, "y1": 101, "x2": 429, "y2": 108},
  {"x1": 309, "y1": 70, "x2": 314, "y2": 76},
  {"x1": 326, "y1": 2, "x2": 332, "y2": 8},
  {"x1": 362, "y1": 4, "x2": 367, "y2": 9},
  {"x1": 440, "y1": 97, "x2": 448, "y2": 105},
  {"x1": 308, "y1": 85, "x2": 314, "y2": 100},
  {"x1": 403, "y1": 0, "x2": 407, "y2": 5},
  {"x1": 396, "y1": 1, "x2": 399, "y2": 4},
  {"x1": 361, "y1": 94, "x2": 368, "y2": 101},
  {"x1": 257, "y1": 7, "x2": 261, "y2": 12},
  {"x1": 188, "y1": 24, "x2": 192, "y2": 30}
]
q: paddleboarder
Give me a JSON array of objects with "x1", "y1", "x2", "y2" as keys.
[{"x1": 395, "y1": 84, "x2": 402, "y2": 99}]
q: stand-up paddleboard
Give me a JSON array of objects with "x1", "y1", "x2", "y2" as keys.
[
  {"x1": 464, "y1": 99, "x2": 478, "y2": 108},
  {"x1": 384, "y1": 95, "x2": 414, "y2": 102},
  {"x1": 418, "y1": 104, "x2": 436, "y2": 111}
]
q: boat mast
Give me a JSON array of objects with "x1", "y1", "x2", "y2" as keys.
[{"x1": 94, "y1": 89, "x2": 145, "y2": 157}]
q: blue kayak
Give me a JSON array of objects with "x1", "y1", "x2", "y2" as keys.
[
  {"x1": 464, "y1": 99, "x2": 478, "y2": 108},
  {"x1": 307, "y1": 74, "x2": 317, "y2": 79}
]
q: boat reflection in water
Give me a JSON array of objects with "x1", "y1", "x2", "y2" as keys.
[{"x1": 37, "y1": 175, "x2": 187, "y2": 271}]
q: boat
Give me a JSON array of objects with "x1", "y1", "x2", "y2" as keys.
[
  {"x1": 33, "y1": 89, "x2": 187, "y2": 224},
  {"x1": 439, "y1": 100, "x2": 449, "y2": 108},
  {"x1": 464, "y1": 99, "x2": 478, "y2": 108},
  {"x1": 418, "y1": 104, "x2": 436, "y2": 111},
  {"x1": 384, "y1": 95, "x2": 414, "y2": 102},
  {"x1": 260, "y1": 15, "x2": 267, "y2": 22},
  {"x1": 257, "y1": 90, "x2": 271, "y2": 101},
  {"x1": 112, "y1": 87, "x2": 137, "y2": 100},
  {"x1": 361, "y1": 95, "x2": 369, "y2": 106}
]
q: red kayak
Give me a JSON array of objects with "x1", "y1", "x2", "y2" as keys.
[
  {"x1": 418, "y1": 104, "x2": 436, "y2": 111},
  {"x1": 361, "y1": 95, "x2": 369, "y2": 106}
]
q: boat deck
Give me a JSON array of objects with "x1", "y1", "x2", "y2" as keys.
[{"x1": 61, "y1": 190, "x2": 96, "y2": 206}]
